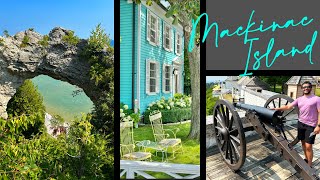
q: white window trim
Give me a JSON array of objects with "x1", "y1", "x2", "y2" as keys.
[
  {"x1": 162, "y1": 63, "x2": 172, "y2": 93},
  {"x1": 147, "y1": 10, "x2": 160, "y2": 47},
  {"x1": 146, "y1": 59, "x2": 160, "y2": 95},
  {"x1": 175, "y1": 31, "x2": 182, "y2": 56},
  {"x1": 163, "y1": 22, "x2": 172, "y2": 52}
]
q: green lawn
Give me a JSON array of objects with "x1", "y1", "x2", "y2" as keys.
[
  {"x1": 130, "y1": 122, "x2": 200, "y2": 179},
  {"x1": 316, "y1": 88, "x2": 320, "y2": 96},
  {"x1": 133, "y1": 122, "x2": 200, "y2": 164}
]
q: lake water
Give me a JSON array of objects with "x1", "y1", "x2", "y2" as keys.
[{"x1": 32, "y1": 75, "x2": 94, "y2": 122}]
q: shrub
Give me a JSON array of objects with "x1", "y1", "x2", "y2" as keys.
[
  {"x1": 6, "y1": 79, "x2": 45, "y2": 138},
  {"x1": 120, "y1": 103, "x2": 140, "y2": 125},
  {"x1": 7, "y1": 79, "x2": 45, "y2": 117},
  {"x1": 62, "y1": 30, "x2": 80, "y2": 46},
  {"x1": 28, "y1": 28, "x2": 34, "y2": 31},
  {"x1": 20, "y1": 35, "x2": 30, "y2": 48},
  {"x1": 146, "y1": 94, "x2": 192, "y2": 112},
  {"x1": 38, "y1": 35, "x2": 49, "y2": 47},
  {"x1": 144, "y1": 108, "x2": 192, "y2": 124}
]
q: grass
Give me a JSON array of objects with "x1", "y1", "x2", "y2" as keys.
[
  {"x1": 316, "y1": 88, "x2": 320, "y2": 96},
  {"x1": 129, "y1": 122, "x2": 200, "y2": 179}
]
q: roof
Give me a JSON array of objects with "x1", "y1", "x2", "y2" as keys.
[
  {"x1": 286, "y1": 76, "x2": 318, "y2": 85},
  {"x1": 237, "y1": 76, "x2": 269, "y2": 89}
]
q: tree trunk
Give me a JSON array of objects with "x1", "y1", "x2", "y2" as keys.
[
  {"x1": 183, "y1": 22, "x2": 200, "y2": 141},
  {"x1": 273, "y1": 83, "x2": 276, "y2": 92}
]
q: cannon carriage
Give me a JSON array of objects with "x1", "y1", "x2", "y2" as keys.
[{"x1": 212, "y1": 94, "x2": 319, "y2": 180}]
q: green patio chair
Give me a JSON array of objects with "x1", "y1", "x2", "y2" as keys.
[
  {"x1": 149, "y1": 111, "x2": 183, "y2": 158},
  {"x1": 120, "y1": 121, "x2": 152, "y2": 161}
]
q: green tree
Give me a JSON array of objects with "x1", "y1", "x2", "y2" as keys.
[
  {"x1": 257, "y1": 76, "x2": 291, "y2": 92},
  {"x1": 6, "y1": 79, "x2": 45, "y2": 138},
  {"x1": 7, "y1": 79, "x2": 45, "y2": 117}
]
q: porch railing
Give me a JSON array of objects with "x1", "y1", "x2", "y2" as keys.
[{"x1": 120, "y1": 160, "x2": 200, "y2": 179}]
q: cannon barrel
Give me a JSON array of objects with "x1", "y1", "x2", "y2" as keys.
[{"x1": 235, "y1": 103, "x2": 281, "y2": 125}]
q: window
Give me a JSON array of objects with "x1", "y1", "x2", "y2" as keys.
[
  {"x1": 146, "y1": 60, "x2": 159, "y2": 95},
  {"x1": 150, "y1": 62, "x2": 156, "y2": 93},
  {"x1": 147, "y1": 10, "x2": 159, "y2": 46},
  {"x1": 163, "y1": 23, "x2": 172, "y2": 51},
  {"x1": 175, "y1": 32, "x2": 182, "y2": 55},
  {"x1": 163, "y1": 64, "x2": 171, "y2": 93},
  {"x1": 290, "y1": 92, "x2": 293, "y2": 98}
]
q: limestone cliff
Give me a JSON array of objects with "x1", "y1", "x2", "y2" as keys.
[{"x1": 0, "y1": 27, "x2": 105, "y2": 118}]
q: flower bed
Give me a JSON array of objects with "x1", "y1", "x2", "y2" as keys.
[{"x1": 143, "y1": 94, "x2": 192, "y2": 124}]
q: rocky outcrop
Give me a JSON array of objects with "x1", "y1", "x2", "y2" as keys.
[{"x1": 0, "y1": 27, "x2": 105, "y2": 118}]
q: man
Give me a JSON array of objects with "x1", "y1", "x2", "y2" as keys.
[{"x1": 272, "y1": 81, "x2": 320, "y2": 166}]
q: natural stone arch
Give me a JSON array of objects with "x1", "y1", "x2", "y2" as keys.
[{"x1": 0, "y1": 27, "x2": 103, "y2": 118}]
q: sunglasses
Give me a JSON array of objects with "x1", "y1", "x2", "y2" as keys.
[{"x1": 302, "y1": 86, "x2": 312, "y2": 89}]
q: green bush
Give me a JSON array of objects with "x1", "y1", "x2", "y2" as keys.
[
  {"x1": 62, "y1": 30, "x2": 80, "y2": 46},
  {"x1": 143, "y1": 108, "x2": 191, "y2": 124},
  {"x1": 6, "y1": 79, "x2": 45, "y2": 139},
  {"x1": 20, "y1": 35, "x2": 30, "y2": 48},
  {"x1": 38, "y1": 35, "x2": 49, "y2": 47}
]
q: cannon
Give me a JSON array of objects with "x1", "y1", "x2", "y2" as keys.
[{"x1": 212, "y1": 94, "x2": 319, "y2": 180}]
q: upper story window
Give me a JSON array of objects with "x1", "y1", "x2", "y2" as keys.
[
  {"x1": 175, "y1": 32, "x2": 182, "y2": 56},
  {"x1": 163, "y1": 22, "x2": 172, "y2": 52},
  {"x1": 147, "y1": 10, "x2": 160, "y2": 46}
]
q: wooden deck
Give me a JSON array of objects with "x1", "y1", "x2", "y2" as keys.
[{"x1": 206, "y1": 132, "x2": 320, "y2": 180}]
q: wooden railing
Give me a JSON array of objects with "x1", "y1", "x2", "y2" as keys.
[{"x1": 120, "y1": 160, "x2": 200, "y2": 179}]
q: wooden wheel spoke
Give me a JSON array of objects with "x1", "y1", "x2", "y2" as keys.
[
  {"x1": 278, "y1": 98, "x2": 281, "y2": 108},
  {"x1": 215, "y1": 114, "x2": 225, "y2": 128},
  {"x1": 225, "y1": 140, "x2": 229, "y2": 160},
  {"x1": 230, "y1": 138, "x2": 240, "y2": 158},
  {"x1": 282, "y1": 108, "x2": 296, "y2": 119},
  {"x1": 272, "y1": 100, "x2": 276, "y2": 108},
  {"x1": 228, "y1": 116, "x2": 234, "y2": 130},
  {"x1": 285, "y1": 100, "x2": 289, "y2": 106},
  {"x1": 216, "y1": 108, "x2": 227, "y2": 128},
  {"x1": 215, "y1": 126, "x2": 224, "y2": 134},
  {"x1": 228, "y1": 141, "x2": 233, "y2": 164},
  {"x1": 220, "y1": 105, "x2": 228, "y2": 127},
  {"x1": 226, "y1": 107, "x2": 230, "y2": 127},
  {"x1": 221, "y1": 140, "x2": 226, "y2": 151},
  {"x1": 230, "y1": 135, "x2": 240, "y2": 145}
]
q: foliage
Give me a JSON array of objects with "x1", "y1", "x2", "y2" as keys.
[
  {"x1": 120, "y1": 103, "x2": 140, "y2": 125},
  {"x1": 20, "y1": 35, "x2": 30, "y2": 48},
  {"x1": 3, "y1": 30, "x2": 9, "y2": 37},
  {"x1": 62, "y1": 30, "x2": 80, "y2": 46},
  {"x1": 82, "y1": 24, "x2": 114, "y2": 136},
  {"x1": 206, "y1": 85, "x2": 219, "y2": 115},
  {"x1": 144, "y1": 108, "x2": 191, "y2": 124},
  {"x1": 7, "y1": 79, "x2": 45, "y2": 117},
  {"x1": 28, "y1": 28, "x2": 34, "y2": 31},
  {"x1": 7, "y1": 79, "x2": 45, "y2": 138},
  {"x1": 0, "y1": 114, "x2": 112, "y2": 179},
  {"x1": 146, "y1": 94, "x2": 192, "y2": 111},
  {"x1": 38, "y1": 35, "x2": 49, "y2": 47},
  {"x1": 257, "y1": 76, "x2": 291, "y2": 92}
]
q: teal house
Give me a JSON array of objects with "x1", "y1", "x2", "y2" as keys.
[{"x1": 120, "y1": 0, "x2": 185, "y2": 114}]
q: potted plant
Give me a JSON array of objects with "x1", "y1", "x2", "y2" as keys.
[{"x1": 130, "y1": 112, "x2": 140, "y2": 128}]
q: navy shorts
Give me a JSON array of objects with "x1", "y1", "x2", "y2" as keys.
[{"x1": 298, "y1": 121, "x2": 316, "y2": 144}]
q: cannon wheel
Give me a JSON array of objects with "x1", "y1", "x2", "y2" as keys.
[
  {"x1": 264, "y1": 94, "x2": 299, "y2": 147},
  {"x1": 213, "y1": 100, "x2": 246, "y2": 171}
]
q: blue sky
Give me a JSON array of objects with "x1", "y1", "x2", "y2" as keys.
[
  {"x1": 0, "y1": 0, "x2": 114, "y2": 39},
  {"x1": 206, "y1": 76, "x2": 227, "y2": 83}
]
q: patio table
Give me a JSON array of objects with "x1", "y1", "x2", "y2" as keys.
[{"x1": 136, "y1": 140, "x2": 168, "y2": 162}]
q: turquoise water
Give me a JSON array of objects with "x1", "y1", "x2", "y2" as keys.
[{"x1": 31, "y1": 75, "x2": 94, "y2": 122}]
